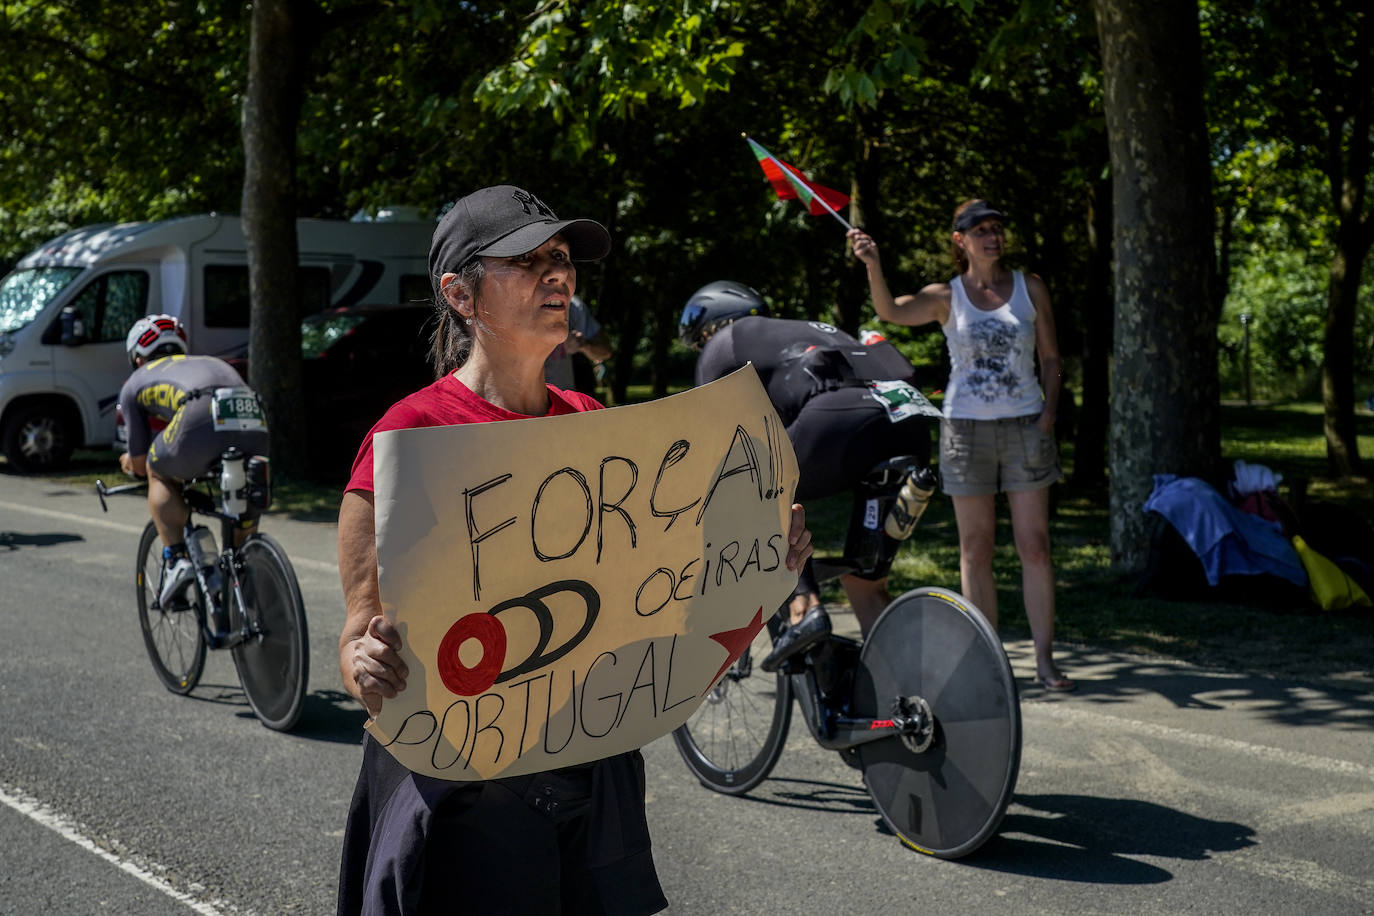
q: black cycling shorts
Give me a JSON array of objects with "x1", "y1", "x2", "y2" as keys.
[
  {"x1": 788, "y1": 386, "x2": 931, "y2": 503},
  {"x1": 146, "y1": 398, "x2": 270, "y2": 481}
]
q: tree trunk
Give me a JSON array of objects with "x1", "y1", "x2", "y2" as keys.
[
  {"x1": 241, "y1": 0, "x2": 308, "y2": 476},
  {"x1": 1318, "y1": 16, "x2": 1373, "y2": 478},
  {"x1": 1072, "y1": 175, "x2": 1112, "y2": 489},
  {"x1": 1093, "y1": 0, "x2": 1221, "y2": 570},
  {"x1": 1322, "y1": 240, "x2": 1370, "y2": 476}
]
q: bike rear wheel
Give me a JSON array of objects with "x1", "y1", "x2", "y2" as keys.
[
  {"x1": 854, "y1": 587, "x2": 1021, "y2": 859},
  {"x1": 135, "y1": 521, "x2": 207, "y2": 695},
  {"x1": 672, "y1": 623, "x2": 793, "y2": 795},
  {"x1": 230, "y1": 533, "x2": 309, "y2": 731}
]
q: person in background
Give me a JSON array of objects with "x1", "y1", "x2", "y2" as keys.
[
  {"x1": 848, "y1": 199, "x2": 1074, "y2": 691},
  {"x1": 545, "y1": 294, "x2": 612, "y2": 393},
  {"x1": 336, "y1": 185, "x2": 814, "y2": 914}
]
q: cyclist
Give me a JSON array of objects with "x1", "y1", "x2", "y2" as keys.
[
  {"x1": 117, "y1": 314, "x2": 270, "y2": 613},
  {"x1": 681, "y1": 281, "x2": 935, "y2": 670}
]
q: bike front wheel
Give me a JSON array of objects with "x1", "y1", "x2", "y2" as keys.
[
  {"x1": 671, "y1": 623, "x2": 793, "y2": 795},
  {"x1": 230, "y1": 533, "x2": 309, "y2": 731},
  {"x1": 854, "y1": 587, "x2": 1021, "y2": 859},
  {"x1": 135, "y1": 521, "x2": 207, "y2": 695}
]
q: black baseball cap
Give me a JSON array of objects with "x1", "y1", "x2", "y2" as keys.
[
  {"x1": 953, "y1": 200, "x2": 1006, "y2": 232},
  {"x1": 429, "y1": 185, "x2": 611, "y2": 295}
]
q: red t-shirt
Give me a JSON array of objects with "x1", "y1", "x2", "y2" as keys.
[{"x1": 346, "y1": 374, "x2": 603, "y2": 493}]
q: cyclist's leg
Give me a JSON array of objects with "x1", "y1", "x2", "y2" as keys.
[
  {"x1": 789, "y1": 388, "x2": 926, "y2": 639},
  {"x1": 839, "y1": 572, "x2": 891, "y2": 637},
  {"x1": 145, "y1": 469, "x2": 189, "y2": 545},
  {"x1": 145, "y1": 400, "x2": 217, "y2": 544}
]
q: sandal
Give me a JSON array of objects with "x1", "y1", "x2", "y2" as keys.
[{"x1": 1036, "y1": 671, "x2": 1076, "y2": 692}]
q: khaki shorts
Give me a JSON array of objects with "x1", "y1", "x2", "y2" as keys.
[{"x1": 939, "y1": 415, "x2": 1060, "y2": 496}]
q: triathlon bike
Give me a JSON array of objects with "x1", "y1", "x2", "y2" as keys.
[
  {"x1": 672, "y1": 457, "x2": 1021, "y2": 859},
  {"x1": 96, "y1": 456, "x2": 309, "y2": 732}
]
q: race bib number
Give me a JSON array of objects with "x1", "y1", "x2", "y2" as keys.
[
  {"x1": 867, "y1": 380, "x2": 942, "y2": 423},
  {"x1": 211, "y1": 387, "x2": 267, "y2": 432}
]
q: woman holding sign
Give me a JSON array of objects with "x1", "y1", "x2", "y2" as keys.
[{"x1": 335, "y1": 185, "x2": 813, "y2": 915}]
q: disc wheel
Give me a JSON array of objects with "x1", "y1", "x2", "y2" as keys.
[
  {"x1": 230, "y1": 534, "x2": 309, "y2": 731},
  {"x1": 854, "y1": 587, "x2": 1021, "y2": 859},
  {"x1": 672, "y1": 622, "x2": 793, "y2": 795},
  {"x1": 135, "y1": 521, "x2": 207, "y2": 695}
]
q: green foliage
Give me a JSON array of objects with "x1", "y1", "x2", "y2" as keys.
[
  {"x1": 1219, "y1": 249, "x2": 1328, "y2": 399},
  {"x1": 0, "y1": 1, "x2": 247, "y2": 263},
  {"x1": 474, "y1": 1, "x2": 748, "y2": 159},
  {"x1": 0, "y1": 0, "x2": 1367, "y2": 459}
]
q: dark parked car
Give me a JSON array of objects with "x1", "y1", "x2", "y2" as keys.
[{"x1": 299, "y1": 304, "x2": 435, "y2": 476}]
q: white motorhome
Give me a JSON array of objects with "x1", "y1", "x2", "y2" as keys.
[{"x1": 0, "y1": 213, "x2": 433, "y2": 470}]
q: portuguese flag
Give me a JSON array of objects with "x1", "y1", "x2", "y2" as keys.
[{"x1": 745, "y1": 134, "x2": 852, "y2": 228}]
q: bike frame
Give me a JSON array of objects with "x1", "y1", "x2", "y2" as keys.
[
  {"x1": 180, "y1": 485, "x2": 262, "y2": 651},
  {"x1": 787, "y1": 635, "x2": 932, "y2": 753},
  {"x1": 96, "y1": 476, "x2": 261, "y2": 651}
]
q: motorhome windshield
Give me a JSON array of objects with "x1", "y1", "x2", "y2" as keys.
[{"x1": 0, "y1": 267, "x2": 83, "y2": 333}]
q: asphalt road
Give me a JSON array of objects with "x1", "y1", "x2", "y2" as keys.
[{"x1": 1, "y1": 470, "x2": 1372, "y2": 915}]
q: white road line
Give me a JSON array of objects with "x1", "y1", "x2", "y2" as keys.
[
  {"x1": 0, "y1": 498, "x2": 338, "y2": 574},
  {"x1": 1027, "y1": 701, "x2": 1374, "y2": 779},
  {"x1": 0, "y1": 782, "x2": 237, "y2": 916},
  {"x1": 0, "y1": 498, "x2": 144, "y2": 534}
]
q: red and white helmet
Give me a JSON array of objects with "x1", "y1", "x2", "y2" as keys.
[{"x1": 126, "y1": 314, "x2": 188, "y2": 367}]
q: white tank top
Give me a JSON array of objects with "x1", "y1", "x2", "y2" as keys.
[{"x1": 940, "y1": 271, "x2": 1044, "y2": 419}]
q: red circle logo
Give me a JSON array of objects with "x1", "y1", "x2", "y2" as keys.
[{"x1": 437, "y1": 613, "x2": 507, "y2": 696}]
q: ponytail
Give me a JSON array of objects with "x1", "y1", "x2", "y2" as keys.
[{"x1": 429, "y1": 259, "x2": 485, "y2": 378}]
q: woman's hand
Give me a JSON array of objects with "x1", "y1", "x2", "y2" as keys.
[
  {"x1": 1036, "y1": 410, "x2": 1056, "y2": 436},
  {"x1": 343, "y1": 615, "x2": 408, "y2": 718},
  {"x1": 848, "y1": 228, "x2": 881, "y2": 268},
  {"x1": 785, "y1": 503, "x2": 814, "y2": 571}
]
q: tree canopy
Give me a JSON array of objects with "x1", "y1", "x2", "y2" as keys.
[{"x1": 2, "y1": 0, "x2": 1370, "y2": 561}]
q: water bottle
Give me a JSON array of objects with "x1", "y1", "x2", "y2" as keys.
[
  {"x1": 187, "y1": 525, "x2": 223, "y2": 596},
  {"x1": 220, "y1": 447, "x2": 247, "y2": 517},
  {"x1": 884, "y1": 465, "x2": 938, "y2": 540}
]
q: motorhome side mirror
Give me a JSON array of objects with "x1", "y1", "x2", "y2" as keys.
[{"x1": 59, "y1": 306, "x2": 88, "y2": 347}]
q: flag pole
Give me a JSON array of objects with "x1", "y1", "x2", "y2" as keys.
[{"x1": 743, "y1": 133, "x2": 854, "y2": 231}]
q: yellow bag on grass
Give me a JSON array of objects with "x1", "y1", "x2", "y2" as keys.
[{"x1": 1292, "y1": 535, "x2": 1373, "y2": 610}]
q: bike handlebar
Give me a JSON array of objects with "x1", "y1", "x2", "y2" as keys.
[{"x1": 94, "y1": 478, "x2": 147, "y2": 513}]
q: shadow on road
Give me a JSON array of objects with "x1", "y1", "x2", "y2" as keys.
[
  {"x1": 964, "y1": 792, "x2": 1256, "y2": 883},
  {"x1": 1008, "y1": 642, "x2": 1374, "y2": 732},
  {"x1": 736, "y1": 776, "x2": 876, "y2": 816},
  {"x1": 179, "y1": 682, "x2": 367, "y2": 743},
  {"x1": 0, "y1": 530, "x2": 85, "y2": 550},
  {"x1": 289, "y1": 690, "x2": 369, "y2": 744}
]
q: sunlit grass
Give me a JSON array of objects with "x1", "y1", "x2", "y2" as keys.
[{"x1": 813, "y1": 401, "x2": 1373, "y2": 680}]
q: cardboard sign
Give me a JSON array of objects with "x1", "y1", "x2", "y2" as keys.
[{"x1": 368, "y1": 368, "x2": 800, "y2": 781}]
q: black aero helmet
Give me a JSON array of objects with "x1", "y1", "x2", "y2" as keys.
[{"x1": 679, "y1": 281, "x2": 768, "y2": 348}]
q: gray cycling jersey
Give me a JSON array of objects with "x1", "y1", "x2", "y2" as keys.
[{"x1": 118, "y1": 354, "x2": 253, "y2": 458}]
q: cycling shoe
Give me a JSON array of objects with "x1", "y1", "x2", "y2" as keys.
[
  {"x1": 761, "y1": 604, "x2": 831, "y2": 672},
  {"x1": 158, "y1": 556, "x2": 196, "y2": 608}
]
